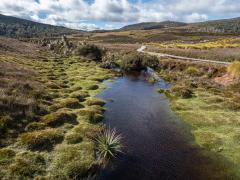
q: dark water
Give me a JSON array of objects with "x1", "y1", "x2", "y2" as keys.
[{"x1": 97, "y1": 72, "x2": 236, "y2": 180}]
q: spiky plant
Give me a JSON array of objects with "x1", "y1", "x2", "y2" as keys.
[{"x1": 95, "y1": 128, "x2": 123, "y2": 160}]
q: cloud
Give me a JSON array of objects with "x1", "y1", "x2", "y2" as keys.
[{"x1": 0, "y1": 0, "x2": 240, "y2": 30}]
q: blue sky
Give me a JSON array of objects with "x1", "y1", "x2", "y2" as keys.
[{"x1": 0, "y1": 0, "x2": 240, "y2": 31}]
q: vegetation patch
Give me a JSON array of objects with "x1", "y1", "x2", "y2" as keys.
[
  {"x1": 20, "y1": 128, "x2": 64, "y2": 151},
  {"x1": 49, "y1": 142, "x2": 96, "y2": 179},
  {"x1": 50, "y1": 98, "x2": 83, "y2": 111},
  {"x1": 41, "y1": 111, "x2": 77, "y2": 127},
  {"x1": 87, "y1": 98, "x2": 106, "y2": 107},
  {"x1": 69, "y1": 90, "x2": 89, "y2": 102},
  {"x1": 7, "y1": 151, "x2": 46, "y2": 179}
]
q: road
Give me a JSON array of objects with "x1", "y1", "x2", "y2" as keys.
[{"x1": 137, "y1": 45, "x2": 231, "y2": 65}]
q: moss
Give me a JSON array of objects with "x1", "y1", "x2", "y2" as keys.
[
  {"x1": 7, "y1": 151, "x2": 46, "y2": 179},
  {"x1": 86, "y1": 98, "x2": 106, "y2": 106},
  {"x1": 20, "y1": 128, "x2": 64, "y2": 151},
  {"x1": 26, "y1": 122, "x2": 46, "y2": 131},
  {"x1": 65, "y1": 133, "x2": 83, "y2": 144},
  {"x1": 41, "y1": 111, "x2": 77, "y2": 127},
  {"x1": 69, "y1": 91, "x2": 89, "y2": 102},
  {"x1": 50, "y1": 98, "x2": 83, "y2": 111},
  {"x1": 49, "y1": 143, "x2": 96, "y2": 179}
]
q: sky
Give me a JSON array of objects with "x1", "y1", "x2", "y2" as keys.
[{"x1": 0, "y1": 0, "x2": 240, "y2": 31}]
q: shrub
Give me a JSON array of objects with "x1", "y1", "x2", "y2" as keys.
[
  {"x1": 95, "y1": 128, "x2": 122, "y2": 160},
  {"x1": 41, "y1": 111, "x2": 77, "y2": 127},
  {"x1": 227, "y1": 61, "x2": 240, "y2": 78},
  {"x1": 20, "y1": 129, "x2": 64, "y2": 151},
  {"x1": 185, "y1": 67, "x2": 200, "y2": 76},
  {"x1": 120, "y1": 52, "x2": 159, "y2": 71},
  {"x1": 75, "y1": 44, "x2": 105, "y2": 61},
  {"x1": 86, "y1": 98, "x2": 106, "y2": 107},
  {"x1": 120, "y1": 52, "x2": 145, "y2": 71},
  {"x1": 49, "y1": 143, "x2": 95, "y2": 179},
  {"x1": 7, "y1": 151, "x2": 46, "y2": 179},
  {"x1": 171, "y1": 85, "x2": 193, "y2": 98},
  {"x1": 142, "y1": 55, "x2": 159, "y2": 69}
]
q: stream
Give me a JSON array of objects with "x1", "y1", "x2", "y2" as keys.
[{"x1": 97, "y1": 71, "x2": 235, "y2": 180}]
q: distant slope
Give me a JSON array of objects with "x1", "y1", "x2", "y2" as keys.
[
  {"x1": 0, "y1": 14, "x2": 81, "y2": 38},
  {"x1": 121, "y1": 21, "x2": 187, "y2": 31},
  {"x1": 189, "y1": 17, "x2": 240, "y2": 34},
  {"x1": 120, "y1": 17, "x2": 240, "y2": 34}
]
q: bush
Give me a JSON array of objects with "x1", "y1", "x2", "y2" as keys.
[
  {"x1": 7, "y1": 151, "x2": 46, "y2": 179},
  {"x1": 75, "y1": 44, "x2": 105, "y2": 61},
  {"x1": 120, "y1": 52, "x2": 159, "y2": 71},
  {"x1": 171, "y1": 85, "x2": 194, "y2": 98},
  {"x1": 49, "y1": 143, "x2": 96, "y2": 179},
  {"x1": 41, "y1": 111, "x2": 77, "y2": 127},
  {"x1": 20, "y1": 129, "x2": 64, "y2": 151},
  {"x1": 86, "y1": 98, "x2": 106, "y2": 107},
  {"x1": 227, "y1": 61, "x2": 240, "y2": 78},
  {"x1": 120, "y1": 52, "x2": 145, "y2": 71},
  {"x1": 185, "y1": 67, "x2": 200, "y2": 76}
]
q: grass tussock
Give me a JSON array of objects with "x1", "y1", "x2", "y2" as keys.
[
  {"x1": 20, "y1": 128, "x2": 64, "y2": 151},
  {"x1": 41, "y1": 111, "x2": 77, "y2": 127},
  {"x1": 0, "y1": 38, "x2": 117, "y2": 179},
  {"x1": 49, "y1": 142, "x2": 96, "y2": 179},
  {"x1": 227, "y1": 61, "x2": 240, "y2": 78}
]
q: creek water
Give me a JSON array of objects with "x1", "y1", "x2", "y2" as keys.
[{"x1": 97, "y1": 72, "x2": 235, "y2": 180}]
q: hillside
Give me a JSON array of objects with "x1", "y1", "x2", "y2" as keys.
[
  {"x1": 190, "y1": 17, "x2": 240, "y2": 34},
  {"x1": 121, "y1": 21, "x2": 187, "y2": 31},
  {"x1": 0, "y1": 14, "x2": 81, "y2": 38},
  {"x1": 120, "y1": 17, "x2": 240, "y2": 34}
]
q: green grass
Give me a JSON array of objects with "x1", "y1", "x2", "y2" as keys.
[
  {"x1": 0, "y1": 44, "x2": 116, "y2": 179},
  {"x1": 171, "y1": 89, "x2": 240, "y2": 174}
]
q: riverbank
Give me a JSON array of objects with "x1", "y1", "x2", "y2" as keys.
[
  {"x1": 0, "y1": 41, "x2": 117, "y2": 179},
  {"x1": 157, "y1": 59, "x2": 240, "y2": 177}
]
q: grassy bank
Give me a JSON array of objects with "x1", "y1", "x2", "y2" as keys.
[
  {"x1": 0, "y1": 41, "x2": 117, "y2": 179},
  {"x1": 157, "y1": 59, "x2": 240, "y2": 176}
]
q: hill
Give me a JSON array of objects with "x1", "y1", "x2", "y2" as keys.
[
  {"x1": 189, "y1": 17, "x2": 240, "y2": 34},
  {"x1": 0, "y1": 14, "x2": 81, "y2": 38},
  {"x1": 120, "y1": 17, "x2": 240, "y2": 34},
  {"x1": 121, "y1": 21, "x2": 187, "y2": 31}
]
